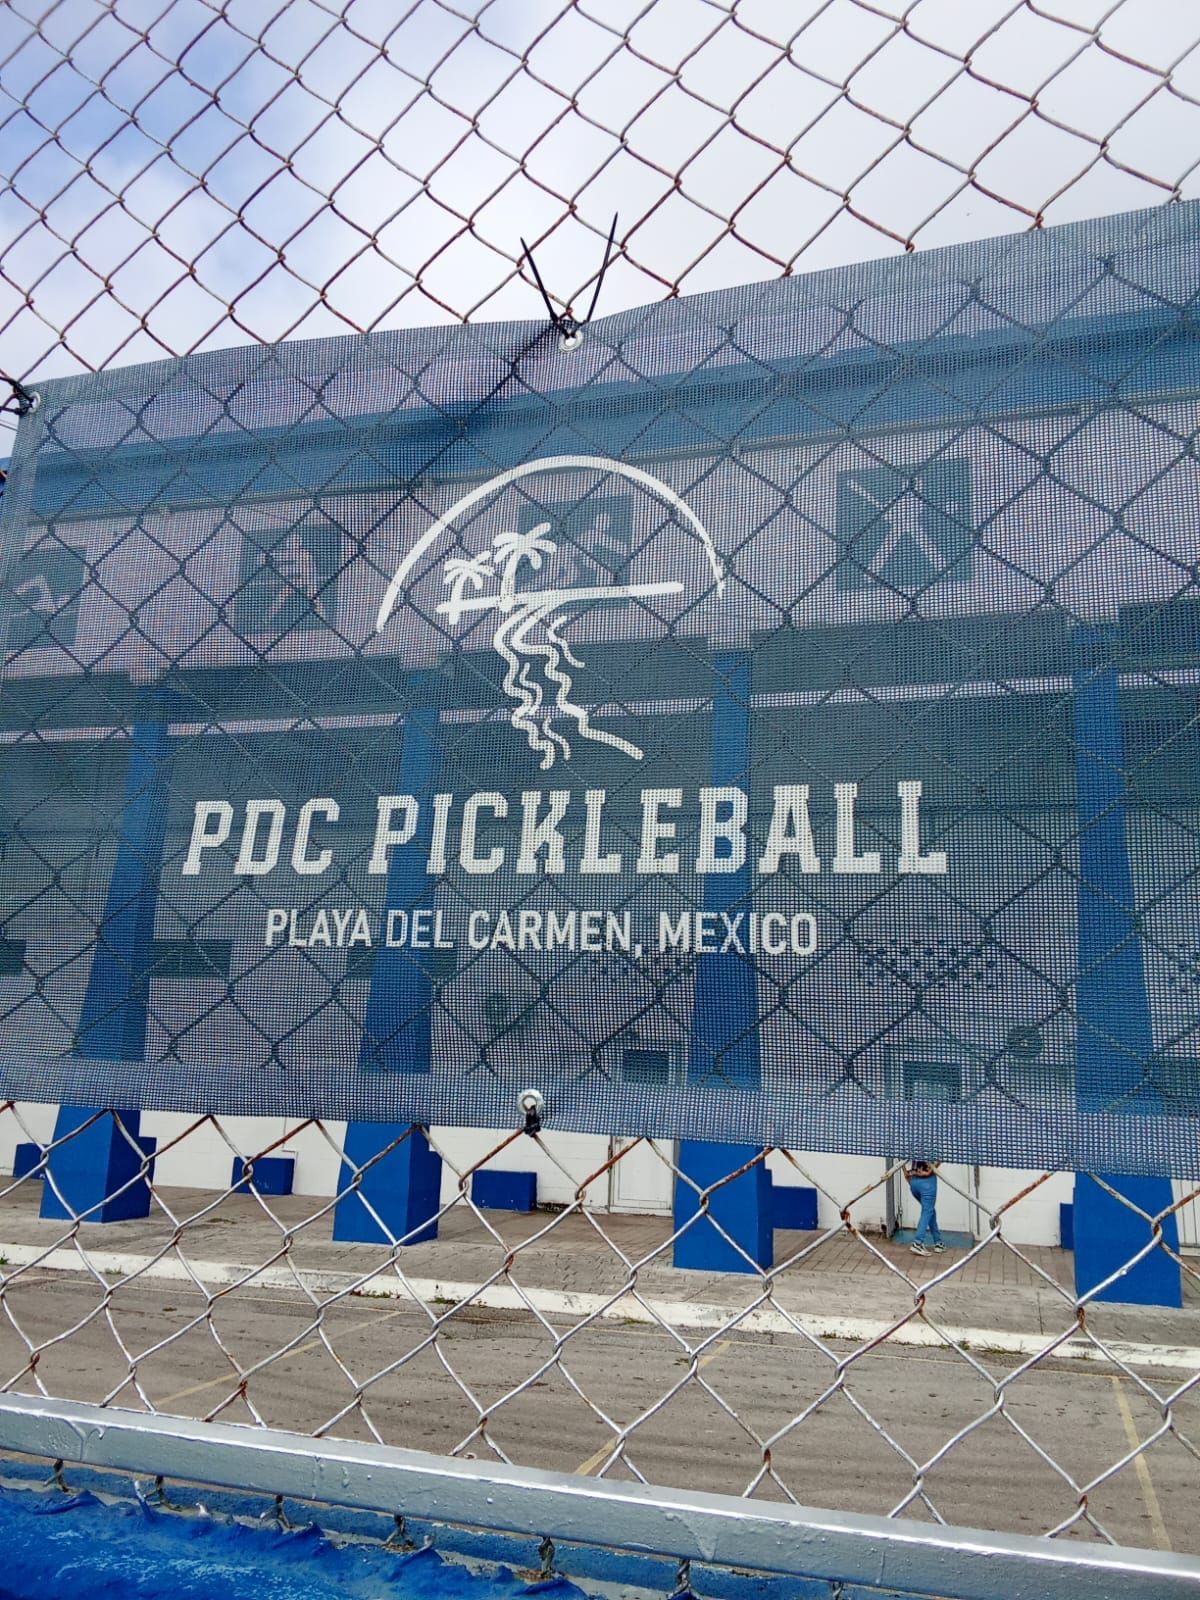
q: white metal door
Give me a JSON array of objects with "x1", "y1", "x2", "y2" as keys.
[
  {"x1": 609, "y1": 1137, "x2": 674, "y2": 1214},
  {"x1": 1173, "y1": 1180, "x2": 1200, "y2": 1251}
]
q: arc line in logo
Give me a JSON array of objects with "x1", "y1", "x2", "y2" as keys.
[
  {"x1": 377, "y1": 455, "x2": 724, "y2": 770},
  {"x1": 376, "y1": 454, "x2": 724, "y2": 631}
]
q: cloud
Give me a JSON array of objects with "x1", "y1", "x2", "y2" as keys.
[{"x1": 0, "y1": 0, "x2": 1196, "y2": 392}]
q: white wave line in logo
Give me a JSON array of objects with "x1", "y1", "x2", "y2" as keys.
[
  {"x1": 504, "y1": 604, "x2": 642, "y2": 769},
  {"x1": 496, "y1": 604, "x2": 570, "y2": 768},
  {"x1": 541, "y1": 610, "x2": 643, "y2": 762}
]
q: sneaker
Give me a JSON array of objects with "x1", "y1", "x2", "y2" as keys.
[
  {"x1": 910, "y1": 1242, "x2": 928, "y2": 1255},
  {"x1": 932, "y1": 1243, "x2": 946, "y2": 1253}
]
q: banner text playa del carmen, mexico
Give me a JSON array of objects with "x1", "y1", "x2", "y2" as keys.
[{"x1": 181, "y1": 779, "x2": 949, "y2": 959}]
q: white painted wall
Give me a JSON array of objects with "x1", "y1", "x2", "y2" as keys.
[
  {"x1": 768, "y1": 1149, "x2": 891, "y2": 1233},
  {"x1": 430, "y1": 1126, "x2": 614, "y2": 1209},
  {"x1": 137, "y1": 1112, "x2": 348, "y2": 1198},
  {"x1": 976, "y1": 1166, "x2": 1074, "y2": 1247},
  {"x1": 0, "y1": 1102, "x2": 57, "y2": 1177},
  {"x1": 3, "y1": 1104, "x2": 1075, "y2": 1246},
  {"x1": 1172, "y1": 1180, "x2": 1200, "y2": 1251}
]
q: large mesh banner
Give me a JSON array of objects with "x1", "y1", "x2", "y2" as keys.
[{"x1": 2, "y1": 202, "x2": 1200, "y2": 1175}]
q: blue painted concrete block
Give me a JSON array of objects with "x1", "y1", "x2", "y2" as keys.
[
  {"x1": 12, "y1": 1143, "x2": 43, "y2": 1182},
  {"x1": 230, "y1": 1155, "x2": 295, "y2": 1197},
  {"x1": 359, "y1": 695, "x2": 440, "y2": 1075},
  {"x1": 76, "y1": 719, "x2": 171, "y2": 1063},
  {"x1": 673, "y1": 1141, "x2": 772, "y2": 1273},
  {"x1": 1073, "y1": 1173, "x2": 1181, "y2": 1307},
  {"x1": 1060, "y1": 1202, "x2": 1074, "y2": 1251},
  {"x1": 673, "y1": 658, "x2": 771, "y2": 1277},
  {"x1": 471, "y1": 1170, "x2": 537, "y2": 1212},
  {"x1": 333, "y1": 1123, "x2": 442, "y2": 1245},
  {"x1": 40, "y1": 1108, "x2": 155, "y2": 1223},
  {"x1": 771, "y1": 1183, "x2": 818, "y2": 1231}
]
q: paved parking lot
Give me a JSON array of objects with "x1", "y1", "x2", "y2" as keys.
[
  {"x1": 0, "y1": 1266, "x2": 1195, "y2": 1554},
  {"x1": 0, "y1": 1183, "x2": 1195, "y2": 1553}
]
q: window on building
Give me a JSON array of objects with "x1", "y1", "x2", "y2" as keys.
[
  {"x1": 150, "y1": 939, "x2": 232, "y2": 980},
  {"x1": 623, "y1": 1048, "x2": 675, "y2": 1086},
  {"x1": 902, "y1": 1058, "x2": 962, "y2": 1102},
  {"x1": 0, "y1": 938, "x2": 26, "y2": 976}
]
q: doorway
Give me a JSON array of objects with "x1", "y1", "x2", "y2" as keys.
[
  {"x1": 892, "y1": 1160, "x2": 978, "y2": 1239},
  {"x1": 892, "y1": 1057, "x2": 979, "y2": 1240},
  {"x1": 607, "y1": 1046, "x2": 679, "y2": 1214},
  {"x1": 609, "y1": 1137, "x2": 674, "y2": 1213}
]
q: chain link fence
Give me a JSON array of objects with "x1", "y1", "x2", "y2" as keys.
[
  {"x1": 4, "y1": 2, "x2": 1200, "y2": 1595},
  {"x1": 4, "y1": 0, "x2": 1200, "y2": 397},
  {"x1": 0, "y1": 1108, "x2": 1197, "y2": 1538}
]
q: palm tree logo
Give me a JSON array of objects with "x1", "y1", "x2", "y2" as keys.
[
  {"x1": 441, "y1": 552, "x2": 494, "y2": 627},
  {"x1": 493, "y1": 524, "x2": 555, "y2": 597},
  {"x1": 379, "y1": 455, "x2": 726, "y2": 771},
  {"x1": 439, "y1": 519, "x2": 655, "y2": 769}
]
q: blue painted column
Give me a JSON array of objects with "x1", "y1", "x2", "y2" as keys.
[
  {"x1": 45, "y1": 714, "x2": 167, "y2": 1222},
  {"x1": 1072, "y1": 624, "x2": 1180, "y2": 1306},
  {"x1": 39, "y1": 1105, "x2": 156, "y2": 1224},
  {"x1": 334, "y1": 687, "x2": 443, "y2": 1245},
  {"x1": 673, "y1": 651, "x2": 771, "y2": 1274}
]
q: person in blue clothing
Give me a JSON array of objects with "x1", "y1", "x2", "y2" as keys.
[{"x1": 905, "y1": 1159, "x2": 945, "y2": 1255}]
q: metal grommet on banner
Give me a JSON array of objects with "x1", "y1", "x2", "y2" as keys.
[
  {"x1": 518, "y1": 1088, "x2": 545, "y2": 1135},
  {"x1": 520, "y1": 214, "x2": 618, "y2": 353},
  {"x1": 556, "y1": 317, "x2": 583, "y2": 353}
]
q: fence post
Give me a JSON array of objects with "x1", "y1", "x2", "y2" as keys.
[
  {"x1": 1071, "y1": 623, "x2": 1180, "y2": 1307},
  {"x1": 336, "y1": 686, "x2": 442, "y2": 1244},
  {"x1": 47, "y1": 707, "x2": 168, "y2": 1222},
  {"x1": 673, "y1": 651, "x2": 771, "y2": 1273}
]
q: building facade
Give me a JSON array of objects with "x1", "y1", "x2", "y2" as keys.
[{"x1": 1, "y1": 206, "x2": 1199, "y2": 1256}]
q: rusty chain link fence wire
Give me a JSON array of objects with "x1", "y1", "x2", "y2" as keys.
[
  {"x1": 4, "y1": 1, "x2": 1200, "y2": 1593},
  {"x1": 4, "y1": 0, "x2": 1200, "y2": 394}
]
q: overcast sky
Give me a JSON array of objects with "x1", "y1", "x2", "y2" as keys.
[{"x1": 2, "y1": 0, "x2": 1199, "y2": 447}]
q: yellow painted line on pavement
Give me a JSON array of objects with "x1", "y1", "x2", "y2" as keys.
[
  {"x1": 574, "y1": 1437, "x2": 617, "y2": 1478},
  {"x1": 576, "y1": 1338, "x2": 732, "y2": 1476},
  {"x1": 1110, "y1": 1375, "x2": 1171, "y2": 1551},
  {"x1": 698, "y1": 1338, "x2": 733, "y2": 1370},
  {"x1": 156, "y1": 1300, "x2": 417, "y2": 1408}
]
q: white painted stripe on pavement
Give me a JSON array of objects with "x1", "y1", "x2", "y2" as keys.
[{"x1": 2, "y1": 1240, "x2": 1195, "y2": 1375}]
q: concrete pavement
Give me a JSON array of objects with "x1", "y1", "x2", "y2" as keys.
[
  {"x1": 0, "y1": 1182, "x2": 1198, "y2": 1554},
  {"x1": 0, "y1": 1242, "x2": 1196, "y2": 1555},
  {"x1": 0, "y1": 1182, "x2": 1195, "y2": 1367}
]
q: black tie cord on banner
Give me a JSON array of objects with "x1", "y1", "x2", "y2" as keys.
[
  {"x1": 520, "y1": 215, "x2": 619, "y2": 352},
  {"x1": 0, "y1": 375, "x2": 39, "y2": 418}
]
